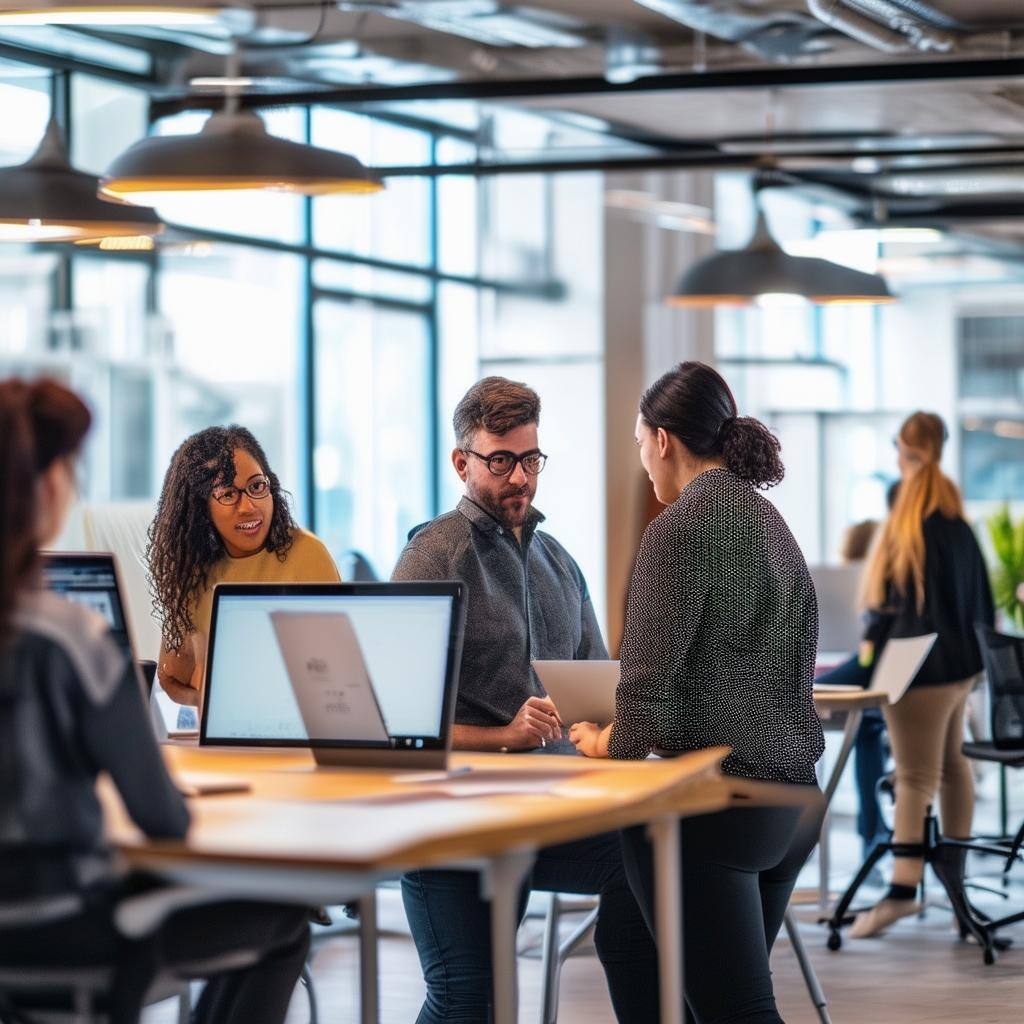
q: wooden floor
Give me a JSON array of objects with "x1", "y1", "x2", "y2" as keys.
[{"x1": 145, "y1": 871, "x2": 1024, "y2": 1024}]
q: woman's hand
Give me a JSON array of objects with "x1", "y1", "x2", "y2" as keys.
[
  {"x1": 569, "y1": 721, "x2": 611, "y2": 759},
  {"x1": 157, "y1": 640, "x2": 202, "y2": 708}
]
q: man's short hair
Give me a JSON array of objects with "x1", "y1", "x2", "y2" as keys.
[{"x1": 453, "y1": 376, "x2": 541, "y2": 448}]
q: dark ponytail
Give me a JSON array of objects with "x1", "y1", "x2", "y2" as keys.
[
  {"x1": 0, "y1": 379, "x2": 92, "y2": 647},
  {"x1": 639, "y1": 361, "x2": 784, "y2": 490}
]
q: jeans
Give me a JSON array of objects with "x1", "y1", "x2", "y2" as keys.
[
  {"x1": 401, "y1": 830, "x2": 659, "y2": 1024},
  {"x1": 817, "y1": 654, "x2": 890, "y2": 851},
  {"x1": 621, "y1": 796, "x2": 821, "y2": 1024}
]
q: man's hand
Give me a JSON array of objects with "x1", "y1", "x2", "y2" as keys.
[
  {"x1": 502, "y1": 696, "x2": 563, "y2": 751},
  {"x1": 569, "y1": 721, "x2": 609, "y2": 758}
]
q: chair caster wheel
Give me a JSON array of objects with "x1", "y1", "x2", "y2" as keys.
[
  {"x1": 827, "y1": 930, "x2": 842, "y2": 951},
  {"x1": 983, "y1": 948, "x2": 995, "y2": 966}
]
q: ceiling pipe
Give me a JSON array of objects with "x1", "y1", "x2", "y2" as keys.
[
  {"x1": 806, "y1": 0, "x2": 911, "y2": 53},
  {"x1": 807, "y1": 0, "x2": 959, "y2": 53},
  {"x1": 845, "y1": 0, "x2": 956, "y2": 52}
]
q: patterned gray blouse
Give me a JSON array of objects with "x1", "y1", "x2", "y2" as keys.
[{"x1": 609, "y1": 467, "x2": 824, "y2": 784}]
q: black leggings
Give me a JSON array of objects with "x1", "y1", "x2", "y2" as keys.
[
  {"x1": 0, "y1": 875, "x2": 310, "y2": 1024},
  {"x1": 621, "y1": 794, "x2": 821, "y2": 1024}
]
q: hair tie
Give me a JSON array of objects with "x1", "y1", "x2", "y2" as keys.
[{"x1": 717, "y1": 416, "x2": 736, "y2": 440}]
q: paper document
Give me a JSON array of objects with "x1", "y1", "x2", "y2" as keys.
[{"x1": 175, "y1": 772, "x2": 251, "y2": 797}]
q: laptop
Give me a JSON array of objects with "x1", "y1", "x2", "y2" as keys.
[
  {"x1": 532, "y1": 659, "x2": 619, "y2": 726},
  {"x1": 200, "y1": 582, "x2": 466, "y2": 769},
  {"x1": 270, "y1": 611, "x2": 390, "y2": 744},
  {"x1": 815, "y1": 633, "x2": 938, "y2": 703},
  {"x1": 40, "y1": 553, "x2": 225, "y2": 794}
]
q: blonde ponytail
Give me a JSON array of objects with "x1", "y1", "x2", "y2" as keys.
[{"x1": 861, "y1": 412, "x2": 962, "y2": 613}]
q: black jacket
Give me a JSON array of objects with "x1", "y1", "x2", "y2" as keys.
[{"x1": 866, "y1": 512, "x2": 995, "y2": 687}]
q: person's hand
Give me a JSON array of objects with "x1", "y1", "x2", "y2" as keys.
[
  {"x1": 158, "y1": 641, "x2": 201, "y2": 707},
  {"x1": 857, "y1": 640, "x2": 875, "y2": 668},
  {"x1": 569, "y1": 721, "x2": 603, "y2": 758},
  {"x1": 502, "y1": 696, "x2": 563, "y2": 751},
  {"x1": 157, "y1": 668, "x2": 201, "y2": 707}
]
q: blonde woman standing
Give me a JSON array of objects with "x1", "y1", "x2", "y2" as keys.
[{"x1": 851, "y1": 412, "x2": 994, "y2": 937}]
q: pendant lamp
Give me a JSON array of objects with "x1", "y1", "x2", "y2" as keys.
[
  {"x1": 100, "y1": 106, "x2": 384, "y2": 202},
  {"x1": 668, "y1": 204, "x2": 894, "y2": 307},
  {"x1": 0, "y1": 117, "x2": 163, "y2": 243}
]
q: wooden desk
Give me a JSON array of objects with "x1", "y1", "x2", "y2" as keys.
[
  {"x1": 812, "y1": 688, "x2": 889, "y2": 910},
  {"x1": 104, "y1": 745, "x2": 732, "y2": 1024}
]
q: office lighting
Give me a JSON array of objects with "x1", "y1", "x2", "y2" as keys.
[
  {"x1": 0, "y1": 116, "x2": 162, "y2": 242},
  {"x1": 100, "y1": 107, "x2": 384, "y2": 201},
  {"x1": 0, "y1": 2, "x2": 249, "y2": 26},
  {"x1": 668, "y1": 205, "x2": 894, "y2": 307}
]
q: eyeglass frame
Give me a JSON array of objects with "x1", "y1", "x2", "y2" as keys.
[
  {"x1": 461, "y1": 448, "x2": 548, "y2": 477},
  {"x1": 211, "y1": 474, "x2": 273, "y2": 507}
]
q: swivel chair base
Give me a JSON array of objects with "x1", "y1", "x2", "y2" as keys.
[{"x1": 821, "y1": 808, "x2": 1023, "y2": 964}]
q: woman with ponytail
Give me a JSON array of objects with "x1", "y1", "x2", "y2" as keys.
[
  {"x1": 571, "y1": 361, "x2": 823, "y2": 1024},
  {"x1": 0, "y1": 378, "x2": 310, "y2": 1024},
  {"x1": 849, "y1": 412, "x2": 994, "y2": 939}
]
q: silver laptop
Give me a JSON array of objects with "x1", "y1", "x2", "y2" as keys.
[
  {"x1": 810, "y1": 564, "x2": 865, "y2": 655},
  {"x1": 201, "y1": 582, "x2": 466, "y2": 769},
  {"x1": 815, "y1": 633, "x2": 937, "y2": 703},
  {"x1": 532, "y1": 659, "x2": 619, "y2": 726},
  {"x1": 270, "y1": 611, "x2": 390, "y2": 744}
]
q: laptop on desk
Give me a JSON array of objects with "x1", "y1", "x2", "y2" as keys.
[
  {"x1": 814, "y1": 633, "x2": 938, "y2": 703},
  {"x1": 200, "y1": 582, "x2": 466, "y2": 770},
  {"x1": 40, "y1": 553, "x2": 220, "y2": 794},
  {"x1": 40, "y1": 552, "x2": 197, "y2": 740}
]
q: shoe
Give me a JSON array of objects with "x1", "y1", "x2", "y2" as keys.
[{"x1": 849, "y1": 898, "x2": 920, "y2": 938}]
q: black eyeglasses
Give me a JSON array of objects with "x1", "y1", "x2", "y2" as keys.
[
  {"x1": 212, "y1": 475, "x2": 272, "y2": 506},
  {"x1": 463, "y1": 449, "x2": 548, "y2": 477}
]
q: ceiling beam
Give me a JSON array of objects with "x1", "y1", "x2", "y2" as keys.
[{"x1": 150, "y1": 55, "x2": 1024, "y2": 117}]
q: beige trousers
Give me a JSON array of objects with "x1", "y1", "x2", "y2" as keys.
[{"x1": 883, "y1": 678, "x2": 976, "y2": 887}]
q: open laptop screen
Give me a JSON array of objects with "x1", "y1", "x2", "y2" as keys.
[
  {"x1": 41, "y1": 552, "x2": 133, "y2": 662},
  {"x1": 201, "y1": 583, "x2": 464, "y2": 754}
]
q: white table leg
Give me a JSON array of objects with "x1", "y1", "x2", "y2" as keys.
[
  {"x1": 481, "y1": 849, "x2": 536, "y2": 1024},
  {"x1": 359, "y1": 891, "x2": 379, "y2": 1024},
  {"x1": 648, "y1": 815, "x2": 684, "y2": 1024},
  {"x1": 818, "y1": 708, "x2": 864, "y2": 910}
]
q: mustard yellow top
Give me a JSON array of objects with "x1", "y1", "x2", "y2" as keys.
[{"x1": 191, "y1": 528, "x2": 340, "y2": 642}]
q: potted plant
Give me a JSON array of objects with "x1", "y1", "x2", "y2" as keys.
[{"x1": 987, "y1": 505, "x2": 1024, "y2": 632}]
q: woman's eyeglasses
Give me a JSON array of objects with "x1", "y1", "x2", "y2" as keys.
[{"x1": 212, "y1": 475, "x2": 272, "y2": 506}]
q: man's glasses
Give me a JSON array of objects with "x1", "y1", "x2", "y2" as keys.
[
  {"x1": 212, "y1": 475, "x2": 272, "y2": 506},
  {"x1": 463, "y1": 449, "x2": 548, "y2": 477}
]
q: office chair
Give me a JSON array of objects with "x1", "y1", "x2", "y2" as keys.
[
  {"x1": 340, "y1": 550, "x2": 378, "y2": 582},
  {"x1": 0, "y1": 883, "x2": 317, "y2": 1024},
  {"x1": 825, "y1": 627, "x2": 1024, "y2": 964},
  {"x1": 0, "y1": 887, "x2": 193, "y2": 1024},
  {"x1": 965, "y1": 625, "x2": 1024, "y2": 874}
]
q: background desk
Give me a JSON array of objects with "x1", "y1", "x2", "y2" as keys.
[
  {"x1": 103, "y1": 746, "x2": 732, "y2": 1024},
  {"x1": 813, "y1": 689, "x2": 889, "y2": 910}
]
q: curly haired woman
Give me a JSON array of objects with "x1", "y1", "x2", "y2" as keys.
[{"x1": 148, "y1": 426, "x2": 339, "y2": 707}]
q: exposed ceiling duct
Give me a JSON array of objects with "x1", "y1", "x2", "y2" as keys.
[
  {"x1": 337, "y1": 1, "x2": 591, "y2": 49},
  {"x1": 805, "y1": 0, "x2": 1018, "y2": 54},
  {"x1": 633, "y1": 1, "x2": 833, "y2": 61}
]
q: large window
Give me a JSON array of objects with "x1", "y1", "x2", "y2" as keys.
[
  {"x1": 313, "y1": 300, "x2": 433, "y2": 576},
  {"x1": 0, "y1": 55, "x2": 607, "y2": 608}
]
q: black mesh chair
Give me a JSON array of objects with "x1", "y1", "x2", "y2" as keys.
[{"x1": 964, "y1": 625, "x2": 1024, "y2": 874}]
